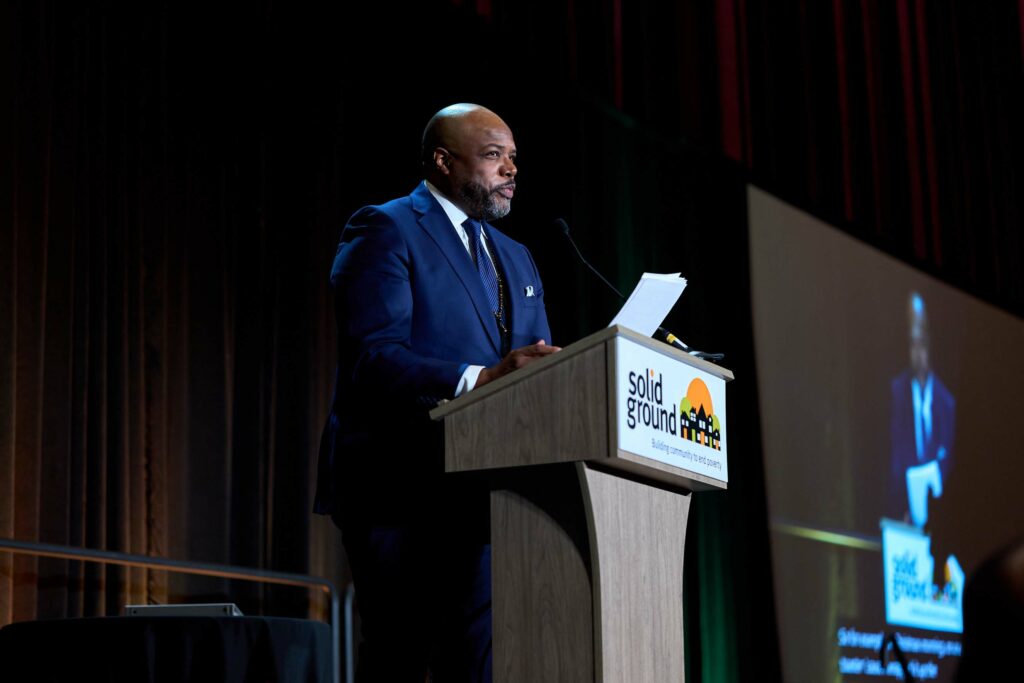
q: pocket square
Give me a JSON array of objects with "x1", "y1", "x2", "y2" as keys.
[{"x1": 524, "y1": 285, "x2": 535, "y2": 297}]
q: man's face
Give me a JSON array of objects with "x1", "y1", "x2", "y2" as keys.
[{"x1": 442, "y1": 114, "x2": 517, "y2": 221}]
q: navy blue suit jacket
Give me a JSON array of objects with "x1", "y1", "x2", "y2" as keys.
[
  {"x1": 888, "y1": 369, "x2": 956, "y2": 519},
  {"x1": 314, "y1": 182, "x2": 551, "y2": 524}
]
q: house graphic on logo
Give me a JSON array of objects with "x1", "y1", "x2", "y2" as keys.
[{"x1": 679, "y1": 379, "x2": 722, "y2": 450}]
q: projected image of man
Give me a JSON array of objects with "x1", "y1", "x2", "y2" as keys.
[
  {"x1": 882, "y1": 292, "x2": 966, "y2": 635},
  {"x1": 889, "y1": 292, "x2": 955, "y2": 527}
]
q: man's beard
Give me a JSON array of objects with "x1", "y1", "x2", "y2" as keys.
[{"x1": 459, "y1": 180, "x2": 512, "y2": 221}]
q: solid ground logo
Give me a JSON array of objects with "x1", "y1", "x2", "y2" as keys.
[
  {"x1": 626, "y1": 368, "x2": 678, "y2": 434},
  {"x1": 615, "y1": 337, "x2": 728, "y2": 481},
  {"x1": 679, "y1": 378, "x2": 722, "y2": 450}
]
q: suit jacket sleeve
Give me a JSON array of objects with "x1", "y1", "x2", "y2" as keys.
[{"x1": 332, "y1": 206, "x2": 465, "y2": 402}]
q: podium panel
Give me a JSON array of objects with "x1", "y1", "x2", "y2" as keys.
[{"x1": 431, "y1": 326, "x2": 733, "y2": 683}]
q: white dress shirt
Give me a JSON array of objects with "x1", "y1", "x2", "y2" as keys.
[{"x1": 911, "y1": 373, "x2": 934, "y2": 462}]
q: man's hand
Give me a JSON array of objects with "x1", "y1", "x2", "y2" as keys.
[{"x1": 475, "y1": 340, "x2": 562, "y2": 389}]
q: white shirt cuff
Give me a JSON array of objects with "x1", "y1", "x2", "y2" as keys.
[{"x1": 455, "y1": 365, "x2": 486, "y2": 397}]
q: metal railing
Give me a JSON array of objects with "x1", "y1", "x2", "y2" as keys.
[{"x1": 0, "y1": 537, "x2": 344, "y2": 683}]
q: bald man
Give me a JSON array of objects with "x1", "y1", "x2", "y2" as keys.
[{"x1": 314, "y1": 104, "x2": 557, "y2": 682}]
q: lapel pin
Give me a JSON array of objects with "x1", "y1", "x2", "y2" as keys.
[{"x1": 525, "y1": 285, "x2": 535, "y2": 297}]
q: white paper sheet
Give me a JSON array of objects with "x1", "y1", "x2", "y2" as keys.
[
  {"x1": 906, "y1": 459, "x2": 942, "y2": 528},
  {"x1": 608, "y1": 272, "x2": 687, "y2": 337}
]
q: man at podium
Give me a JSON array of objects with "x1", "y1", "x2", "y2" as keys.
[
  {"x1": 314, "y1": 103, "x2": 558, "y2": 682},
  {"x1": 888, "y1": 291, "x2": 956, "y2": 526}
]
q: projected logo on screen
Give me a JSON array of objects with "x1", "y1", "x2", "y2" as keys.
[{"x1": 882, "y1": 520, "x2": 963, "y2": 633}]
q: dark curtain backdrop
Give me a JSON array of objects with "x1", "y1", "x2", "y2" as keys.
[{"x1": 2, "y1": 1, "x2": 1021, "y2": 682}]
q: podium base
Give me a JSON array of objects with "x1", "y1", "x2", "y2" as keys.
[{"x1": 492, "y1": 462, "x2": 690, "y2": 683}]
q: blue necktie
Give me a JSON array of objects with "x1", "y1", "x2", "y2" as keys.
[{"x1": 464, "y1": 218, "x2": 502, "y2": 321}]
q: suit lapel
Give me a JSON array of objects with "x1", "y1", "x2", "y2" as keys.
[{"x1": 411, "y1": 183, "x2": 502, "y2": 356}]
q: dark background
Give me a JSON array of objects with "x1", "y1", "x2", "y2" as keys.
[{"x1": 2, "y1": 1, "x2": 1021, "y2": 681}]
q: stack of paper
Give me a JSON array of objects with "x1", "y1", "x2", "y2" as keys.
[{"x1": 608, "y1": 273, "x2": 687, "y2": 336}]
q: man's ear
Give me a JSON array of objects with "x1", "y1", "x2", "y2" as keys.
[{"x1": 433, "y1": 148, "x2": 451, "y2": 176}]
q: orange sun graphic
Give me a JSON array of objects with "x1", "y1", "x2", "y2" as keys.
[{"x1": 685, "y1": 379, "x2": 713, "y2": 417}]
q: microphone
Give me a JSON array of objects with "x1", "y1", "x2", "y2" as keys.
[
  {"x1": 656, "y1": 328, "x2": 725, "y2": 363},
  {"x1": 554, "y1": 218, "x2": 724, "y2": 363}
]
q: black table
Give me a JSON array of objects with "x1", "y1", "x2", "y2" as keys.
[{"x1": 0, "y1": 616, "x2": 332, "y2": 682}]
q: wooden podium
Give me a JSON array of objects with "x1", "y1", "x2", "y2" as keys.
[{"x1": 431, "y1": 326, "x2": 733, "y2": 683}]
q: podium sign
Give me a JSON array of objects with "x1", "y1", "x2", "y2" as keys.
[
  {"x1": 881, "y1": 519, "x2": 964, "y2": 633},
  {"x1": 614, "y1": 336, "x2": 728, "y2": 484}
]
